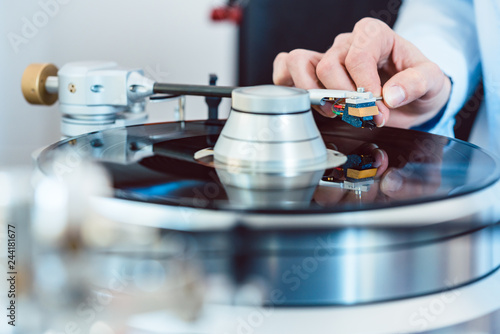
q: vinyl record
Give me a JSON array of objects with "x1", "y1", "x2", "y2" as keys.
[{"x1": 38, "y1": 118, "x2": 500, "y2": 227}]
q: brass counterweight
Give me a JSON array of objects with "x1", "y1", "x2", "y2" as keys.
[{"x1": 21, "y1": 63, "x2": 59, "y2": 105}]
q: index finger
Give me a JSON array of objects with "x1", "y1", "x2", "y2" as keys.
[
  {"x1": 286, "y1": 49, "x2": 325, "y2": 89},
  {"x1": 345, "y1": 18, "x2": 395, "y2": 96}
]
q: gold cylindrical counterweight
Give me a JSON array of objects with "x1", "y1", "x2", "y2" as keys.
[{"x1": 21, "y1": 63, "x2": 59, "y2": 105}]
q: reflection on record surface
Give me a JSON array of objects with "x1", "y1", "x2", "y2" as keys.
[{"x1": 38, "y1": 119, "x2": 500, "y2": 213}]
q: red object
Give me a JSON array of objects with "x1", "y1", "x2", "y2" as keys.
[{"x1": 211, "y1": 6, "x2": 242, "y2": 25}]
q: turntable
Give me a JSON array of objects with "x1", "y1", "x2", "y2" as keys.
[{"x1": 20, "y1": 62, "x2": 500, "y2": 333}]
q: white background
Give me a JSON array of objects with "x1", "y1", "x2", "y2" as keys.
[{"x1": 0, "y1": 0, "x2": 237, "y2": 166}]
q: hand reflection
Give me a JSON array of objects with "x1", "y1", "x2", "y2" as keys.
[
  {"x1": 315, "y1": 136, "x2": 445, "y2": 206},
  {"x1": 379, "y1": 142, "x2": 443, "y2": 200}
]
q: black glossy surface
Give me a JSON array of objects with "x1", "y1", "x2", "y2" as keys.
[{"x1": 38, "y1": 119, "x2": 500, "y2": 214}]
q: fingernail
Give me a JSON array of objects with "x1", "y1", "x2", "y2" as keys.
[
  {"x1": 372, "y1": 148, "x2": 385, "y2": 168},
  {"x1": 323, "y1": 104, "x2": 337, "y2": 118},
  {"x1": 381, "y1": 169, "x2": 403, "y2": 192},
  {"x1": 385, "y1": 85, "x2": 406, "y2": 108},
  {"x1": 313, "y1": 105, "x2": 337, "y2": 118},
  {"x1": 377, "y1": 116, "x2": 386, "y2": 128}
]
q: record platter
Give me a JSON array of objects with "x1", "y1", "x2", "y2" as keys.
[{"x1": 25, "y1": 63, "x2": 500, "y2": 333}]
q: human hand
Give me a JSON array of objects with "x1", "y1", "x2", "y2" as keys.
[{"x1": 273, "y1": 18, "x2": 451, "y2": 128}]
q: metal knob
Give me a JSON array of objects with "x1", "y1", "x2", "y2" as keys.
[{"x1": 21, "y1": 63, "x2": 59, "y2": 105}]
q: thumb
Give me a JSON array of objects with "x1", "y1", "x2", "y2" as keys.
[{"x1": 382, "y1": 63, "x2": 439, "y2": 109}]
